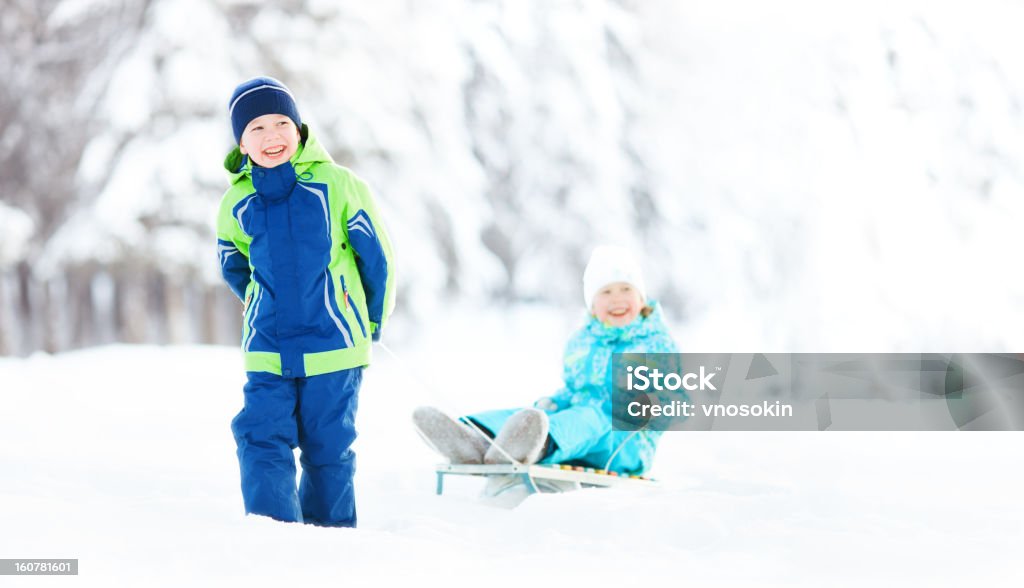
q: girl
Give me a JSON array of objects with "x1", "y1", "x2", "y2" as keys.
[{"x1": 413, "y1": 245, "x2": 678, "y2": 475}]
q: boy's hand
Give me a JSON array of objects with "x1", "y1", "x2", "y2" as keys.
[
  {"x1": 371, "y1": 323, "x2": 382, "y2": 342},
  {"x1": 243, "y1": 294, "x2": 251, "y2": 315}
]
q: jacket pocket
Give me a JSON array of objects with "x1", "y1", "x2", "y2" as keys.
[
  {"x1": 340, "y1": 274, "x2": 368, "y2": 339},
  {"x1": 323, "y1": 271, "x2": 355, "y2": 348}
]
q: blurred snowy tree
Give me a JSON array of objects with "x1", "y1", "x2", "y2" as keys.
[
  {"x1": 1, "y1": 0, "x2": 1023, "y2": 355},
  {"x1": 0, "y1": 0, "x2": 152, "y2": 353}
]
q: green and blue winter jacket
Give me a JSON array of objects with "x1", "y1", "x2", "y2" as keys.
[{"x1": 216, "y1": 126, "x2": 395, "y2": 378}]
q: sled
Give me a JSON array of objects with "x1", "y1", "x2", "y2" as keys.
[{"x1": 434, "y1": 462, "x2": 656, "y2": 496}]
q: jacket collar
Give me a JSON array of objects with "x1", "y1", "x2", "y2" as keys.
[{"x1": 585, "y1": 300, "x2": 667, "y2": 343}]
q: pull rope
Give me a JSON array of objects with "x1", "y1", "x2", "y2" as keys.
[
  {"x1": 603, "y1": 429, "x2": 642, "y2": 472},
  {"x1": 376, "y1": 341, "x2": 524, "y2": 468}
]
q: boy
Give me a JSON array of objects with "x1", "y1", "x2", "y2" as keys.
[{"x1": 216, "y1": 77, "x2": 395, "y2": 527}]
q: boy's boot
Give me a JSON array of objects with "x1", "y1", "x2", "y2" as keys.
[
  {"x1": 484, "y1": 408, "x2": 549, "y2": 465},
  {"x1": 412, "y1": 406, "x2": 489, "y2": 464}
]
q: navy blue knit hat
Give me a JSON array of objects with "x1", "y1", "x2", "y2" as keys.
[{"x1": 228, "y1": 76, "x2": 302, "y2": 143}]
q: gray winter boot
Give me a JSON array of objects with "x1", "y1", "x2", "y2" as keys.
[
  {"x1": 412, "y1": 406, "x2": 489, "y2": 464},
  {"x1": 484, "y1": 408, "x2": 550, "y2": 465}
]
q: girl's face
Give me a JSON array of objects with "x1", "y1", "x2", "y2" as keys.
[
  {"x1": 239, "y1": 114, "x2": 301, "y2": 168},
  {"x1": 591, "y1": 282, "x2": 643, "y2": 327}
]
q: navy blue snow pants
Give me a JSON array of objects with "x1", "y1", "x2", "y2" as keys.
[{"x1": 231, "y1": 368, "x2": 361, "y2": 526}]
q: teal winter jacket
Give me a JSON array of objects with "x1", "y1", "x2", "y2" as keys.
[{"x1": 549, "y1": 301, "x2": 679, "y2": 468}]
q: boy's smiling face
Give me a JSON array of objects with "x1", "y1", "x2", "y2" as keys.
[
  {"x1": 239, "y1": 114, "x2": 301, "y2": 168},
  {"x1": 591, "y1": 281, "x2": 643, "y2": 327}
]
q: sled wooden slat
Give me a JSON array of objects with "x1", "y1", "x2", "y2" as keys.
[{"x1": 434, "y1": 463, "x2": 655, "y2": 495}]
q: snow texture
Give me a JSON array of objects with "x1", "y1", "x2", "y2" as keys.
[
  {"x1": 1, "y1": 306, "x2": 1022, "y2": 585},
  {"x1": 0, "y1": 202, "x2": 34, "y2": 267}
]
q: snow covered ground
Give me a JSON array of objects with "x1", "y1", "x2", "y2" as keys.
[{"x1": 1, "y1": 307, "x2": 1022, "y2": 586}]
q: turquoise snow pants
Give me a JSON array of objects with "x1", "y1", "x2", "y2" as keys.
[
  {"x1": 465, "y1": 405, "x2": 648, "y2": 474},
  {"x1": 231, "y1": 368, "x2": 361, "y2": 526}
]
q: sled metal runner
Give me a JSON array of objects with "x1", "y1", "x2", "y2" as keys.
[{"x1": 435, "y1": 463, "x2": 656, "y2": 495}]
